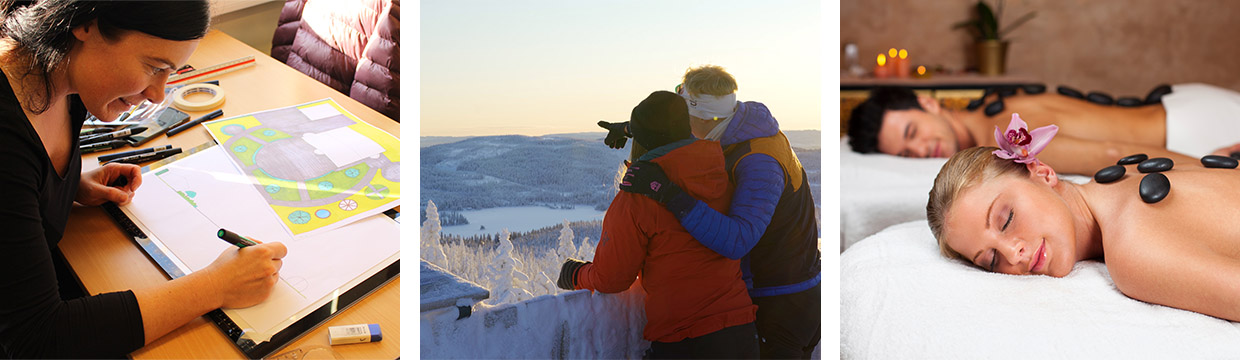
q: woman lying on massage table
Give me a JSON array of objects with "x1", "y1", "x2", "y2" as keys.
[{"x1": 928, "y1": 114, "x2": 1240, "y2": 322}]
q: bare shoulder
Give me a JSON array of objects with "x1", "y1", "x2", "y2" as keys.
[{"x1": 1095, "y1": 169, "x2": 1240, "y2": 321}]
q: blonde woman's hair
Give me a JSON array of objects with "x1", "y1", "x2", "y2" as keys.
[
  {"x1": 926, "y1": 146, "x2": 1028, "y2": 260},
  {"x1": 682, "y1": 65, "x2": 738, "y2": 96}
]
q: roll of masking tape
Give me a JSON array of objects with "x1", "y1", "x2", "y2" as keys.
[{"x1": 171, "y1": 83, "x2": 225, "y2": 112}]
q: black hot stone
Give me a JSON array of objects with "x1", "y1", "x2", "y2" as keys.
[
  {"x1": 984, "y1": 98, "x2": 1005, "y2": 117},
  {"x1": 1137, "y1": 157, "x2": 1174, "y2": 173},
  {"x1": 1093, "y1": 165, "x2": 1126, "y2": 183},
  {"x1": 1021, "y1": 84, "x2": 1047, "y2": 94},
  {"x1": 1139, "y1": 173, "x2": 1170, "y2": 204},
  {"x1": 997, "y1": 87, "x2": 1017, "y2": 97},
  {"x1": 967, "y1": 97, "x2": 985, "y2": 111},
  {"x1": 1230, "y1": 151, "x2": 1240, "y2": 160},
  {"x1": 1201, "y1": 155, "x2": 1239, "y2": 169},
  {"x1": 1145, "y1": 84, "x2": 1172, "y2": 104},
  {"x1": 1086, "y1": 92, "x2": 1115, "y2": 105},
  {"x1": 1116, "y1": 97, "x2": 1143, "y2": 107},
  {"x1": 1057, "y1": 86, "x2": 1085, "y2": 99},
  {"x1": 1117, "y1": 153, "x2": 1148, "y2": 165}
]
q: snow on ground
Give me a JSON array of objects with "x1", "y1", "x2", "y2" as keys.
[
  {"x1": 422, "y1": 203, "x2": 822, "y2": 359},
  {"x1": 441, "y1": 205, "x2": 605, "y2": 237},
  {"x1": 421, "y1": 262, "x2": 649, "y2": 359}
]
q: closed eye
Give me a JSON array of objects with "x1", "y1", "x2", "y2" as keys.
[
  {"x1": 989, "y1": 249, "x2": 998, "y2": 272},
  {"x1": 1001, "y1": 209, "x2": 1013, "y2": 231},
  {"x1": 149, "y1": 64, "x2": 172, "y2": 76}
]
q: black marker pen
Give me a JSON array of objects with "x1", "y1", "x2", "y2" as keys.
[{"x1": 104, "y1": 148, "x2": 183, "y2": 165}]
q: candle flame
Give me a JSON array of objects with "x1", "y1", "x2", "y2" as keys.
[
  {"x1": 899, "y1": 49, "x2": 908, "y2": 59},
  {"x1": 888, "y1": 48, "x2": 897, "y2": 57},
  {"x1": 877, "y1": 54, "x2": 886, "y2": 66},
  {"x1": 917, "y1": 66, "x2": 926, "y2": 75}
]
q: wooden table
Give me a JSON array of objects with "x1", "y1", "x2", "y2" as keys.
[{"x1": 59, "y1": 30, "x2": 400, "y2": 359}]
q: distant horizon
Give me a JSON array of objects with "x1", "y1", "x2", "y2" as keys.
[
  {"x1": 421, "y1": 0, "x2": 821, "y2": 137},
  {"x1": 418, "y1": 128, "x2": 822, "y2": 138}
]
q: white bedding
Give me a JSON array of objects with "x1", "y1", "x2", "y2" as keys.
[
  {"x1": 840, "y1": 138, "x2": 1090, "y2": 251},
  {"x1": 839, "y1": 139, "x2": 946, "y2": 251},
  {"x1": 841, "y1": 220, "x2": 1240, "y2": 359}
]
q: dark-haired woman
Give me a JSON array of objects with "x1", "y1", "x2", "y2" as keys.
[{"x1": 0, "y1": 1, "x2": 286, "y2": 358}]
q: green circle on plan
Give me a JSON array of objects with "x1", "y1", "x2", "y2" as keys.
[{"x1": 288, "y1": 210, "x2": 311, "y2": 224}]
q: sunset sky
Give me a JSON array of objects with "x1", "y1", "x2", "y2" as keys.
[{"x1": 420, "y1": 0, "x2": 821, "y2": 137}]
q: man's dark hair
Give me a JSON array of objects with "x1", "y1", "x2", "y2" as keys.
[
  {"x1": 0, "y1": 0, "x2": 211, "y2": 113},
  {"x1": 847, "y1": 87, "x2": 923, "y2": 153}
]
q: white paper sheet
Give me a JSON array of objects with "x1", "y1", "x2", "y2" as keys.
[{"x1": 122, "y1": 146, "x2": 399, "y2": 340}]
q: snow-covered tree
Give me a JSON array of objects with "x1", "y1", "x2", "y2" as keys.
[
  {"x1": 421, "y1": 200, "x2": 448, "y2": 269},
  {"x1": 556, "y1": 219, "x2": 577, "y2": 260},
  {"x1": 577, "y1": 236, "x2": 597, "y2": 261},
  {"x1": 530, "y1": 270, "x2": 558, "y2": 297},
  {"x1": 484, "y1": 229, "x2": 533, "y2": 305}
]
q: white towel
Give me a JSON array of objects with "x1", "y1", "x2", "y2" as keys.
[
  {"x1": 839, "y1": 139, "x2": 946, "y2": 251},
  {"x1": 1162, "y1": 83, "x2": 1240, "y2": 157},
  {"x1": 841, "y1": 221, "x2": 1240, "y2": 359}
]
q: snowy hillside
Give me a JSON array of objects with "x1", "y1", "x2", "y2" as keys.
[
  {"x1": 420, "y1": 132, "x2": 822, "y2": 214},
  {"x1": 421, "y1": 135, "x2": 628, "y2": 212}
]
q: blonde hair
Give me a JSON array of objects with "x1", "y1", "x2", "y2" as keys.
[
  {"x1": 682, "y1": 65, "x2": 738, "y2": 96},
  {"x1": 926, "y1": 146, "x2": 1028, "y2": 260}
]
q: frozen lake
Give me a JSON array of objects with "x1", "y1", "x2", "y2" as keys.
[{"x1": 441, "y1": 205, "x2": 606, "y2": 237}]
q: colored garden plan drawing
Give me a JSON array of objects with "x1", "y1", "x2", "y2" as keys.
[{"x1": 204, "y1": 99, "x2": 400, "y2": 236}]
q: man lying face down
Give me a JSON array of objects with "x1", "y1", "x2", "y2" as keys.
[{"x1": 846, "y1": 85, "x2": 1240, "y2": 175}]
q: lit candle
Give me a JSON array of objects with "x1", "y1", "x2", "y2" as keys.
[
  {"x1": 875, "y1": 54, "x2": 890, "y2": 78},
  {"x1": 914, "y1": 65, "x2": 931, "y2": 79},
  {"x1": 896, "y1": 49, "x2": 910, "y2": 78}
]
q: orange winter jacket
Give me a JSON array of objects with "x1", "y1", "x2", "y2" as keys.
[{"x1": 575, "y1": 140, "x2": 757, "y2": 343}]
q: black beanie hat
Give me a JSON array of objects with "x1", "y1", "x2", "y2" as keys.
[{"x1": 630, "y1": 90, "x2": 692, "y2": 151}]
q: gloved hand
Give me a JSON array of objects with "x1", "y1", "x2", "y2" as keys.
[
  {"x1": 597, "y1": 120, "x2": 631, "y2": 149},
  {"x1": 619, "y1": 161, "x2": 697, "y2": 218},
  {"x1": 557, "y1": 258, "x2": 591, "y2": 290}
]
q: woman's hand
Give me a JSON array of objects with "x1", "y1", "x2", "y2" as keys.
[
  {"x1": 203, "y1": 241, "x2": 288, "y2": 309},
  {"x1": 76, "y1": 163, "x2": 143, "y2": 206}
]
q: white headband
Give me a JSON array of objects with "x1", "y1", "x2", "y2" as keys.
[{"x1": 677, "y1": 86, "x2": 736, "y2": 121}]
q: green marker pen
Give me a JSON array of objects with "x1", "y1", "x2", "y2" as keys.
[{"x1": 217, "y1": 228, "x2": 261, "y2": 248}]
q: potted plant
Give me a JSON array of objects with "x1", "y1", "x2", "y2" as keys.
[{"x1": 954, "y1": 0, "x2": 1036, "y2": 75}]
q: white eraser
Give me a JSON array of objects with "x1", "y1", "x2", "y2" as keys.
[{"x1": 328, "y1": 323, "x2": 382, "y2": 345}]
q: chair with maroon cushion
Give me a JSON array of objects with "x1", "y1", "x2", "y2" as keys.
[{"x1": 272, "y1": 0, "x2": 399, "y2": 121}]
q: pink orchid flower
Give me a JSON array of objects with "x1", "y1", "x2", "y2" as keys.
[{"x1": 993, "y1": 113, "x2": 1058, "y2": 164}]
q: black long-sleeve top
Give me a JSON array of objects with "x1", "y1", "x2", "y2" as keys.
[{"x1": 0, "y1": 70, "x2": 144, "y2": 358}]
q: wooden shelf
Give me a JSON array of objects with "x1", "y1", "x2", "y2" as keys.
[{"x1": 841, "y1": 73, "x2": 1040, "y2": 90}]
